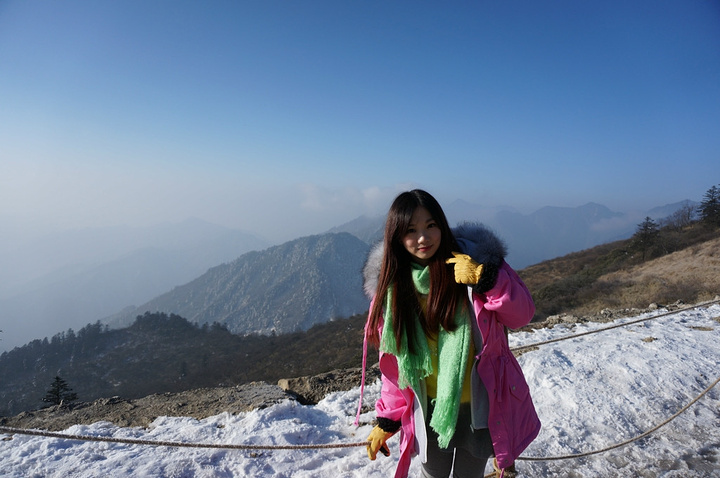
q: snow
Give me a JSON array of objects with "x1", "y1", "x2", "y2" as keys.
[{"x1": 2, "y1": 304, "x2": 719, "y2": 477}]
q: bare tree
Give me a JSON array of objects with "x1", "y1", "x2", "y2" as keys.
[{"x1": 662, "y1": 201, "x2": 697, "y2": 229}]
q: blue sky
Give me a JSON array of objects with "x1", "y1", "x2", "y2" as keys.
[{"x1": 1, "y1": 1, "x2": 719, "y2": 241}]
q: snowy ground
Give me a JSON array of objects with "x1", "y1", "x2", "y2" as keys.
[{"x1": 2, "y1": 303, "x2": 719, "y2": 477}]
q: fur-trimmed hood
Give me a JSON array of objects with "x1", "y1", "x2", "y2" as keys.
[
  {"x1": 362, "y1": 222, "x2": 507, "y2": 299},
  {"x1": 363, "y1": 240, "x2": 385, "y2": 299}
]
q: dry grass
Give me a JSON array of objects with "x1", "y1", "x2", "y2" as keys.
[
  {"x1": 582, "y1": 236, "x2": 720, "y2": 312},
  {"x1": 519, "y1": 227, "x2": 720, "y2": 319}
]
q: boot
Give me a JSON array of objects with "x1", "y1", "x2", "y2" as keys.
[{"x1": 492, "y1": 457, "x2": 518, "y2": 478}]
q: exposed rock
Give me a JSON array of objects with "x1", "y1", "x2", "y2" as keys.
[
  {"x1": 278, "y1": 364, "x2": 380, "y2": 405},
  {"x1": 536, "y1": 313, "x2": 580, "y2": 329}
]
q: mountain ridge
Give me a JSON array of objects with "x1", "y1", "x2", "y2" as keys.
[
  {"x1": 0, "y1": 199, "x2": 698, "y2": 353},
  {"x1": 104, "y1": 232, "x2": 370, "y2": 335}
]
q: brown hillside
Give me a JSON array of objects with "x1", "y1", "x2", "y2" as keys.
[
  {"x1": 519, "y1": 229, "x2": 720, "y2": 319},
  {"x1": 583, "y1": 236, "x2": 720, "y2": 313}
]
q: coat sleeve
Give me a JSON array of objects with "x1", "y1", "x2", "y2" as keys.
[
  {"x1": 365, "y1": 295, "x2": 412, "y2": 425},
  {"x1": 480, "y1": 262, "x2": 535, "y2": 330},
  {"x1": 375, "y1": 351, "x2": 411, "y2": 422}
]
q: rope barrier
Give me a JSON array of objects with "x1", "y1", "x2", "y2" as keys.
[
  {"x1": 516, "y1": 373, "x2": 720, "y2": 462},
  {"x1": 0, "y1": 425, "x2": 367, "y2": 450},
  {"x1": 1, "y1": 300, "x2": 718, "y2": 463},
  {"x1": 510, "y1": 298, "x2": 720, "y2": 354},
  {"x1": 1, "y1": 372, "x2": 718, "y2": 459}
]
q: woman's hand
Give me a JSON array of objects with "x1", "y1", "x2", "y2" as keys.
[
  {"x1": 366, "y1": 425, "x2": 393, "y2": 460},
  {"x1": 446, "y1": 252, "x2": 484, "y2": 284}
]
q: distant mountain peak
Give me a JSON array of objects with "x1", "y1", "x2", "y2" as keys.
[{"x1": 104, "y1": 232, "x2": 371, "y2": 337}]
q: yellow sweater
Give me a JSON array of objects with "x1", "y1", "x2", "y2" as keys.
[{"x1": 420, "y1": 296, "x2": 475, "y2": 403}]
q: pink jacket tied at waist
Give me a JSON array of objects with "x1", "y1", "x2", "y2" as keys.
[{"x1": 356, "y1": 224, "x2": 541, "y2": 478}]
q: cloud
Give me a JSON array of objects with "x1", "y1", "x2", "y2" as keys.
[
  {"x1": 0, "y1": 159, "x2": 495, "y2": 245},
  {"x1": 298, "y1": 184, "x2": 390, "y2": 213},
  {"x1": 296, "y1": 183, "x2": 421, "y2": 216},
  {"x1": 589, "y1": 212, "x2": 644, "y2": 233},
  {"x1": 0, "y1": 160, "x2": 415, "y2": 244}
]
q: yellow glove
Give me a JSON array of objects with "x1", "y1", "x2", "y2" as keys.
[
  {"x1": 446, "y1": 252, "x2": 484, "y2": 284},
  {"x1": 366, "y1": 425, "x2": 393, "y2": 460}
]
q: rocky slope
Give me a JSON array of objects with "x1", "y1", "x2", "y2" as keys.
[{"x1": 0, "y1": 366, "x2": 380, "y2": 432}]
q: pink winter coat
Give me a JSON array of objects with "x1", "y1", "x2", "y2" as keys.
[{"x1": 359, "y1": 223, "x2": 541, "y2": 478}]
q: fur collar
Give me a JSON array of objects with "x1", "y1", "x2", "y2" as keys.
[{"x1": 362, "y1": 222, "x2": 506, "y2": 299}]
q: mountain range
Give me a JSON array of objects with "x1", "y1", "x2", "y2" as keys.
[
  {"x1": 0, "y1": 199, "x2": 695, "y2": 352},
  {"x1": 104, "y1": 232, "x2": 370, "y2": 334},
  {"x1": 0, "y1": 219, "x2": 268, "y2": 352},
  {"x1": 329, "y1": 200, "x2": 695, "y2": 267}
]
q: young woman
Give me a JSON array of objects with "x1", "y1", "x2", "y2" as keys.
[{"x1": 358, "y1": 189, "x2": 540, "y2": 478}]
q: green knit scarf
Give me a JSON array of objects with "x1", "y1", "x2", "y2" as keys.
[{"x1": 379, "y1": 262, "x2": 471, "y2": 448}]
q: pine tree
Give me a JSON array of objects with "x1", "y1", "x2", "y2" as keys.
[
  {"x1": 632, "y1": 216, "x2": 659, "y2": 261},
  {"x1": 699, "y1": 185, "x2": 720, "y2": 227},
  {"x1": 42, "y1": 375, "x2": 78, "y2": 406}
]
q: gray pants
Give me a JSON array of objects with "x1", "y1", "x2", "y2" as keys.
[
  {"x1": 420, "y1": 403, "x2": 493, "y2": 478},
  {"x1": 420, "y1": 445, "x2": 489, "y2": 478}
]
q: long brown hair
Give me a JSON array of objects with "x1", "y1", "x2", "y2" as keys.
[{"x1": 366, "y1": 189, "x2": 465, "y2": 354}]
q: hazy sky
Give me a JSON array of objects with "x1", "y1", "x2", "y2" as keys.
[{"x1": 1, "y1": 1, "x2": 719, "y2": 242}]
